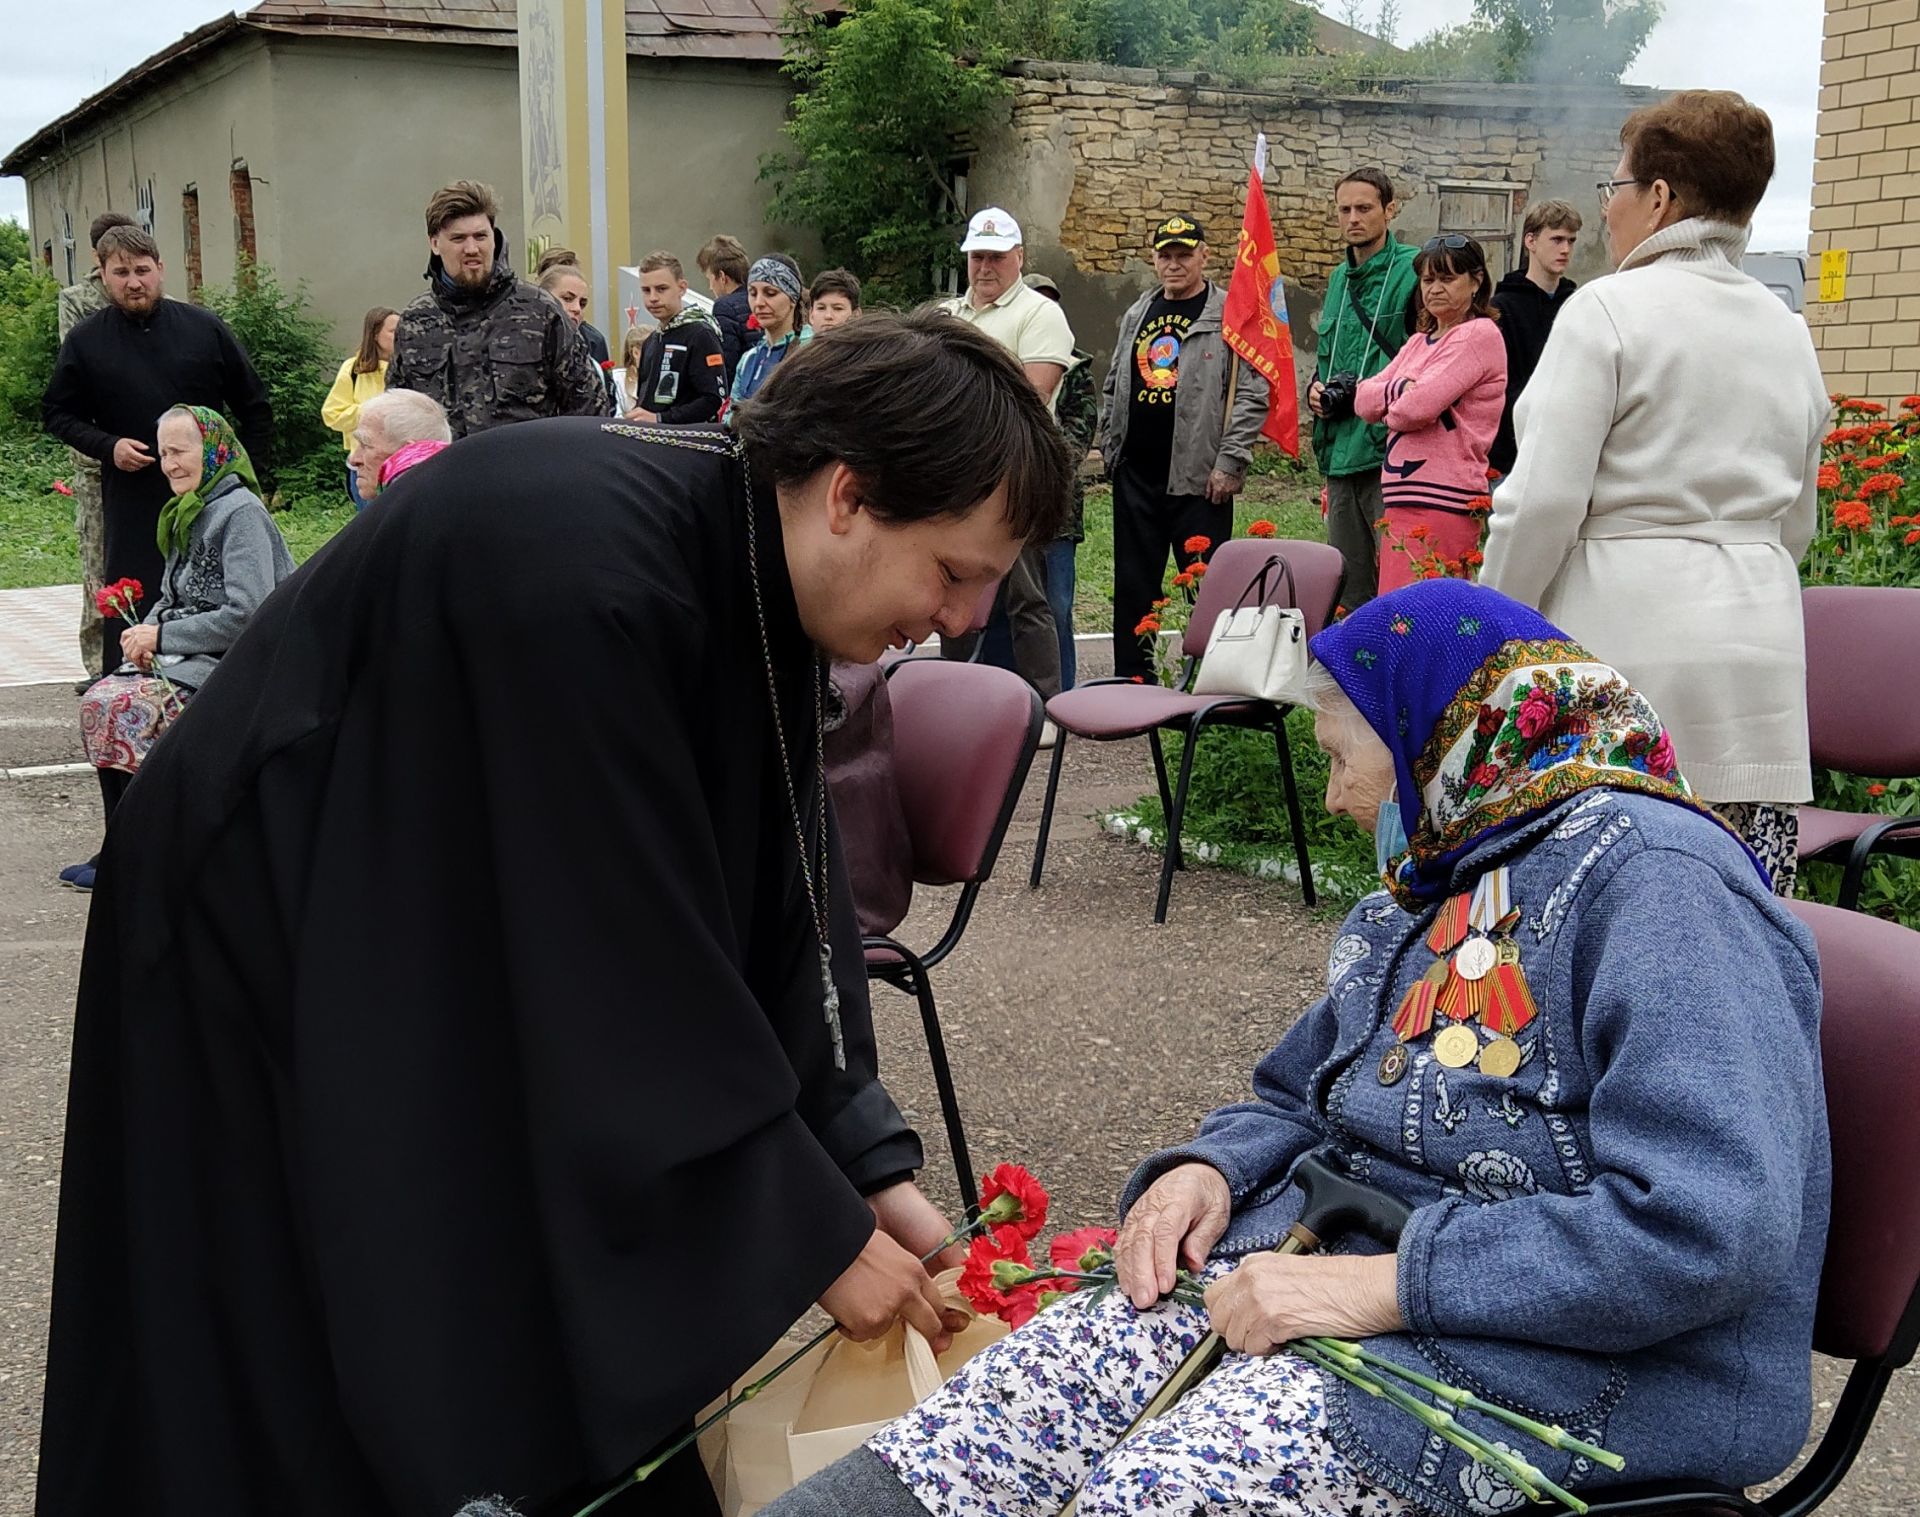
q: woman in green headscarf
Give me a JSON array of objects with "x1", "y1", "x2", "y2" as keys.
[{"x1": 66, "y1": 406, "x2": 295, "y2": 891}]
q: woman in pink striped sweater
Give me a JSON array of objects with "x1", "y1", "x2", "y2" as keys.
[{"x1": 1355, "y1": 234, "x2": 1508, "y2": 592}]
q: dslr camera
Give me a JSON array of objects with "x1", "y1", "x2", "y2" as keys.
[{"x1": 1318, "y1": 372, "x2": 1360, "y2": 421}]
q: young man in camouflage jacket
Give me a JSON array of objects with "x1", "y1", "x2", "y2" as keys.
[{"x1": 385, "y1": 181, "x2": 607, "y2": 440}]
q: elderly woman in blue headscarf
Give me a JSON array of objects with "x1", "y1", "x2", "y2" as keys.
[
  {"x1": 762, "y1": 580, "x2": 1829, "y2": 1517},
  {"x1": 65, "y1": 405, "x2": 293, "y2": 891}
]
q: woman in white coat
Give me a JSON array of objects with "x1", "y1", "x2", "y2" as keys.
[{"x1": 1480, "y1": 90, "x2": 1828, "y2": 895}]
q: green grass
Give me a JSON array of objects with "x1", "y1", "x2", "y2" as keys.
[
  {"x1": 0, "y1": 430, "x2": 354, "y2": 587},
  {"x1": 1073, "y1": 453, "x2": 1323, "y2": 633}
]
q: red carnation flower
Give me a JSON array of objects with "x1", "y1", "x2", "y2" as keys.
[
  {"x1": 1183, "y1": 535, "x2": 1212, "y2": 555},
  {"x1": 1049, "y1": 1226, "x2": 1119, "y2": 1274},
  {"x1": 959, "y1": 1230, "x2": 1040, "y2": 1322},
  {"x1": 978, "y1": 1162, "x2": 1049, "y2": 1240}
]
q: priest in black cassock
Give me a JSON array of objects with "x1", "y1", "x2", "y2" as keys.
[
  {"x1": 35, "y1": 309, "x2": 1074, "y2": 1517},
  {"x1": 42, "y1": 222, "x2": 274, "y2": 654}
]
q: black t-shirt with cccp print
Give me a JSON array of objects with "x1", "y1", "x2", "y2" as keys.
[{"x1": 1122, "y1": 288, "x2": 1210, "y2": 480}]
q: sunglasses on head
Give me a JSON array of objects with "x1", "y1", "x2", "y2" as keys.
[{"x1": 1422, "y1": 234, "x2": 1473, "y2": 255}]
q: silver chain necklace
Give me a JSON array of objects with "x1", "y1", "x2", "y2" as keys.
[{"x1": 602, "y1": 423, "x2": 846, "y2": 1068}]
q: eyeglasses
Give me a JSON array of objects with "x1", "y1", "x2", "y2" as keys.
[
  {"x1": 1422, "y1": 234, "x2": 1472, "y2": 254},
  {"x1": 1597, "y1": 177, "x2": 1643, "y2": 208}
]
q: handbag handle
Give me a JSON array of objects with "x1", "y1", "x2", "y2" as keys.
[
  {"x1": 1227, "y1": 553, "x2": 1297, "y2": 616},
  {"x1": 902, "y1": 1266, "x2": 979, "y2": 1400}
]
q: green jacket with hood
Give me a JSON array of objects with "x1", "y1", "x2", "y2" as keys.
[{"x1": 1312, "y1": 236, "x2": 1419, "y2": 477}]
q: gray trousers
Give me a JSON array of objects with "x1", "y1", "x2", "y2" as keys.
[
  {"x1": 760, "y1": 1448, "x2": 923, "y2": 1515},
  {"x1": 1325, "y1": 470, "x2": 1384, "y2": 612},
  {"x1": 940, "y1": 542, "x2": 1061, "y2": 699}
]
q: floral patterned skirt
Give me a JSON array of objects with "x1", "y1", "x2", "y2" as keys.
[
  {"x1": 1711, "y1": 802, "x2": 1799, "y2": 899},
  {"x1": 79, "y1": 674, "x2": 188, "y2": 774},
  {"x1": 867, "y1": 1268, "x2": 1413, "y2": 1516}
]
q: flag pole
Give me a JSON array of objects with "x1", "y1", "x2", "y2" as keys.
[{"x1": 1223, "y1": 133, "x2": 1267, "y2": 422}]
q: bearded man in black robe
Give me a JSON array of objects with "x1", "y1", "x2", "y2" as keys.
[{"x1": 35, "y1": 310, "x2": 1074, "y2": 1517}]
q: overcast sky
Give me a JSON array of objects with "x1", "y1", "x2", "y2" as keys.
[{"x1": 0, "y1": 0, "x2": 1821, "y2": 253}]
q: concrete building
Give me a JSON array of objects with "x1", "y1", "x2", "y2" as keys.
[
  {"x1": 1, "y1": 0, "x2": 803, "y2": 345},
  {"x1": 1806, "y1": 0, "x2": 1920, "y2": 404}
]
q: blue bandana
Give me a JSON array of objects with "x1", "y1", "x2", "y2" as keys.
[{"x1": 1308, "y1": 582, "x2": 1733, "y2": 905}]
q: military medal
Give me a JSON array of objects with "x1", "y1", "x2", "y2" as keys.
[
  {"x1": 1453, "y1": 936, "x2": 1498, "y2": 981},
  {"x1": 1433, "y1": 1024, "x2": 1479, "y2": 1068},
  {"x1": 1481, "y1": 938, "x2": 1541, "y2": 1035},
  {"x1": 1477, "y1": 1035, "x2": 1522, "y2": 1078},
  {"x1": 1436, "y1": 965, "x2": 1486, "y2": 1023},
  {"x1": 1426, "y1": 893, "x2": 1471, "y2": 955},
  {"x1": 1377, "y1": 1043, "x2": 1411, "y2": 1086}
]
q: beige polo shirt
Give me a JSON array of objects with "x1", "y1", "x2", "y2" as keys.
[{"x1": 941, "y1": 280, "x2": 1076, "y2": 411}]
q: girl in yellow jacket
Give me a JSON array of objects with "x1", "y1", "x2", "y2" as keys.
[{"x1": 322, "y1": 306, "x2": 398, "y2": 509}]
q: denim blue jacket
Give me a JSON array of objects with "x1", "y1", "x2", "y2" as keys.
[{"x1": 1123, "y1": 791, "x2": 1829, "y2": 1514}]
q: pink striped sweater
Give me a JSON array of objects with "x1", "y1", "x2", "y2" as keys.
[{"x1": 1354, "y1": 316, "x2": 1507, "y2": 514}]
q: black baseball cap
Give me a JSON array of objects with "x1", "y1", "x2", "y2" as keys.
[{"x1": 1151, "y1": 214, "x2": 1205, "y2": 249}]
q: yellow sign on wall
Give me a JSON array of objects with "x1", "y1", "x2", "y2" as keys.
[{"x1": 1818, "y1": 249, "x2": 1849, "y2": 303}]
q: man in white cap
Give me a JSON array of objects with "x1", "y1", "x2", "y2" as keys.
[{"x1": 938, "y1": 208, "x2": 1077, "y2": 703}]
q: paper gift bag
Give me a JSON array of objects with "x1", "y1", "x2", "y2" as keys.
[{"x1": 716, "y1": 1267, "x2": 1008, "y2": 1514}]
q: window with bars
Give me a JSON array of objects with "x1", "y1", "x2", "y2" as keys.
[
  {"x1": 1434, "y1": 181, "x2": 1527, "y2": 281},
  {"x1": 182, "y1": 184, "x2": 202, "y2": 294}
]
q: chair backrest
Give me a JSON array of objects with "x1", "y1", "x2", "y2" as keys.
[
  {"x1": 1803, "y1": 586, "x2": 1920, "y2": 777},
  {"x1": 1790, "y1": 899, "x2": 1920, "y2": 1367},
  {"x1": 884, "y1": 657, "x2": 1042, "y2": 887},
  {"x1": 1181, "y1": 538, "x2": 1346, "y2": 659}
]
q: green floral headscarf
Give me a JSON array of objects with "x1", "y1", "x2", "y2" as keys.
[{"x1": 156, "y1": 406, "x2": 259, "y2": 557}]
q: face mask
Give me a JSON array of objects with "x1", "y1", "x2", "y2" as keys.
[{"x1": 1375, "y1": 794, "x2": 1409, "y2": 874}]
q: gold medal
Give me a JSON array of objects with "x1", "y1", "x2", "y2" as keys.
[
  {"x1": 1477, "y1": 1035, "x2": 1522, "y2": 1078},
  {"x1": 1377, "y1": 1043, "x2": 1411, "y2": 1087},
  {"x1": 1453, "y1": 936, "x2": 1498, "y2": 982},
  {"x1": 1433, "y1": 1024, "x2": 1479, "y2": 1068}
]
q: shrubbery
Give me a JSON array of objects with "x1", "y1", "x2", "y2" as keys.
[
  {"x1": 199, "y1": 255, "x2": 341, "y2": 490},
  {"x1": 0, "y1": 221, "x2": 58, "y2": 434}
]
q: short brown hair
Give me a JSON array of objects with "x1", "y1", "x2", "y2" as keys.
[
  {"x1": 89, "y1": 211, "x2": 136, "y2": 248},
  {"x1": 1619, "y1": 90, "x2": 1775, "y2": 225},
  {"x1": 534, "y1": 246, "x2": 579, "y2": 277},
  {"x1": 1335, "y1": 168, "x2": 1395, "y2": 208},
  {"x1": 1522, "y1": 199, "x2": 1583, "y2": 238},
  {"x1": 809, "y1": 268, "x2": 862, "y2": 309},
  {"x1": 425, "y1": 180, "x2": 499, "y2": 236},
  {"x1": 697, "y1": 234, "x2": 749, "y2": 285},
  {"x1": 734, "y1": 307, "x2": 1073, "y2": 544},
  {"x1": 1411, "y1": 236, "x2": 1499, "y2": 335},
  {"x1": 96, "y1": 225, "x2": 161, "y2": 264},
  {"x1": 639, "y1": 250, "x2": 684, "y2": 279}
]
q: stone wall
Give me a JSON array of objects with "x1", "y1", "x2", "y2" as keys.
[
  {"x1": 1807, "y1": 0, "x2": 1920, "y2": 403},
  {"x1": 967, "y1": 66, "x2": 1648, "y2": 382}
]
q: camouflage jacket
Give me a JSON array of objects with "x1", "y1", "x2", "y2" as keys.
[
  {"x1": 1055, "y1": 347, "x2": 1098, "y2": 543},
  {"x1": 385, "y1": 242, "x2": 607, "y2": 439}
]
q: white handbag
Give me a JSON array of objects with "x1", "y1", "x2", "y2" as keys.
[{"x1": 1192, "y1": 553, "x2": 1312, "y2": 705}]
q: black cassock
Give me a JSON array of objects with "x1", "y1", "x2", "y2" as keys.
[{"x1": 36, "y1": 418, "x2": 923, "y2": 1517}]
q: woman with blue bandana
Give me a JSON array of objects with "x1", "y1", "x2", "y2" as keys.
[
  {"x1": 729, "y1": 254, "x2": 812, "y2": 415},
  {"x1": 763, "y1": 579, "x2": 1829, "y2": 1517}
]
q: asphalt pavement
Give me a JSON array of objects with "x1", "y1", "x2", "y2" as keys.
[{"x1": 0, "y1": 676, "x2": 1913, "y2": 1515}]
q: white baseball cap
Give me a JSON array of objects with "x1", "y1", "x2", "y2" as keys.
[{"x1": 960, "y1": 208, "x2": 1023, "y2": 253}]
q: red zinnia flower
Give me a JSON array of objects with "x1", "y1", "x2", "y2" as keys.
[
  {"x1": 1183, "y1": 535, "x2": 1212, "y2": 555},
  {"x1": 978, "y1": 1162, "x2": 1049, "y2": 1240},
  {"x1": 1135, "y1": 614, "x2": 1163, "y2": 636},
  {"x1": 1408, "y1": 524, "x2": 1430, "y2": 540},
  {"x1": 1856, "y1": 400, "x2": 1888, "y2": 415},
  {"x1": 1247, "y1": 519, "x2": 1277, "y2": 539},
  {"x1": 52, "y1": 479, "x2": 73, "y2": 496},
  {"x1": 1171, "y1": 572, "x2": 1193, "y2": 590},
  {"x1": 1189, "y1": 561, "x2": 1208, "y2": 577},
  {"x1": 1861, "y1": 473, "x2": 1903, "y2": 497},
  {"x1": 1466, "y1": 494, "x2": 1493, "y2": 514},
  {"x1": 1868, "y1": 783, "x2": 1889, "y2": 797},
  {"x1": 1817, "y1": 464, "x2": 1843, "y2": 491},
  {"x1": 1833, "y1": 499, "x2": 1874, "y2": 531},
  {"x1": 1907, "y1": 528, "x2": 1920, "y2": 546},
  {"x1": 1463, "y1": 548, "x2": 1485, "y2": 567},
  {"x1": 1903, "y1": 395, "x2": 1920, "y2": 411}
]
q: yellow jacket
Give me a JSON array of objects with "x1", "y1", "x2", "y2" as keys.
[{"x1": 321, "y1": 358, "x2": 388, "y2": 451}]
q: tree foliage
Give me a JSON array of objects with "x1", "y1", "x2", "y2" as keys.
[
  {"x1": 0, "y1": 221, "x2": 58, "y2": 434},
  {"x1": 1400, "y1": 0, "x2": 1661, "y2": 84},
  {"x1": 199, "y1": 255, "x2": 340, "y2": 489}
]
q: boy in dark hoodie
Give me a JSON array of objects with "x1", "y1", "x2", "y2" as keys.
[
  {"x1": 1489, "y1": 198, "x2": 1582, "y2": 476},
  {"x1": 698, "y1": 233, "x2": 755, "y2": 388}
]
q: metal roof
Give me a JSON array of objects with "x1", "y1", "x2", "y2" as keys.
[{"x1": 3, "y1": 0, "x2": 791, "y2": 175}]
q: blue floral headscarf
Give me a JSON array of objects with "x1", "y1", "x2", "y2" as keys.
[{"x1": 1308, "y1": 581, "x2": 1743, "y2": 906}]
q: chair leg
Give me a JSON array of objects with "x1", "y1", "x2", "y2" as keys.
[
  {"x1": 1155, "y1": 722, "x2": 1204, "y2": 924},
  {"x1": 905, "y1": 965, "x2": 978, "y2": 1215},
  {"x1": 1148, "y1": 729, "x2": 1185, "y2": 871},
  {"x1": 1836, "y1": 818, "x2": 1911, "y2": 912},
  {"x1": 1029, "y1": 729, "x2": 1069, "y2": 890},
  {"x1": 1273, "y1": 713, "x2": 1318, "y2": 909}
]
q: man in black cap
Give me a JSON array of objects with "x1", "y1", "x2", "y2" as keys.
[{"x1": 1098, "y1": 215, "x2": 1269, "y2": 681}]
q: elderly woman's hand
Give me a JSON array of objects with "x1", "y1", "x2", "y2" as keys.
[
  {"x1": 119, "y1": 624, "x2": 159, "y2": 671},
  {"x1": 1116, "y1": 1162, "x2": 1231, "y2": 1309},
  {"x1": 1204, "y1": 1252, "x2": 1403, "y2": 1353}
]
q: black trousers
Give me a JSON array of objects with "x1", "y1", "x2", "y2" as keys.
[
  {"x1": 941, "y1": 542, "x2": 1061, "y2": 698},
  {"x1": 1110, "y1": 456, "x2": 1231, "y2": 681}
]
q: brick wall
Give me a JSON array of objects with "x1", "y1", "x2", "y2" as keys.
[{"x1": 1808, "y1": 0, "x2": 1920, "y2": 402}]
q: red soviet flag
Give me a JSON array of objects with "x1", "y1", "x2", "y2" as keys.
[{"x1": 1221, "y1": 133, "x2": 1300, "y2": 457}]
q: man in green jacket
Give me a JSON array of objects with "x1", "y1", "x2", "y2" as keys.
[{"x1": 1308, "y1": 168, "x2": 1418, "y2": 612}]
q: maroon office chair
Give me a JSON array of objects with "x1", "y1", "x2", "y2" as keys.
[
  {"x1": 1798, "y1": 587, "x2": 1920, "y2": 910},
  {"x1": 1522, "y1": 900, "x2": 1920, "y2": 1516},
  {"x1": 1028, "y1": 538, "x2": 1344, "y2": 923},
  {"x1": 864, "y1": 657, "x2": 1043, "y2": 1212}
]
